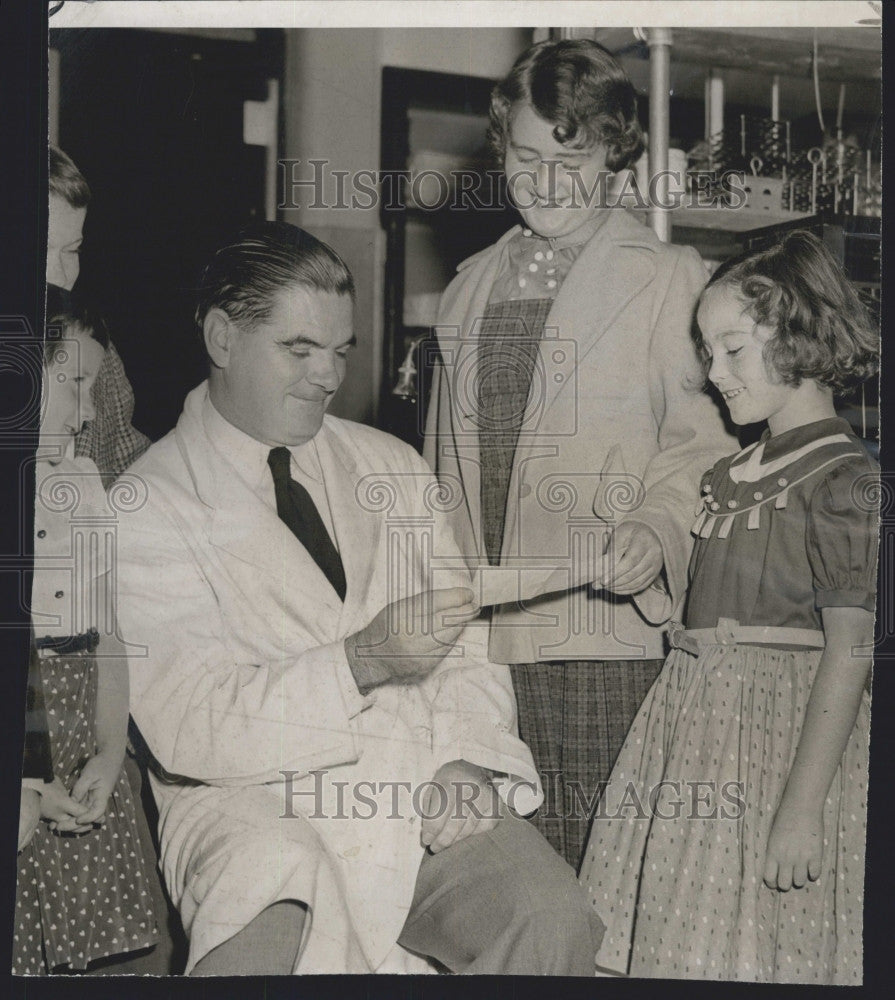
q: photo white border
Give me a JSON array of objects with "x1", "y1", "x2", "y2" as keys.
[{"x1": 50, "y1": 0, "x2": 881, "y2": 30}]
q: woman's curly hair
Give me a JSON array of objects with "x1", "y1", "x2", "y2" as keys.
[
  {"x1": 487, "y1": 39, "x2": 645, "y2": 172},
  {"x1": 695, "y1": 230, "x2": 879, "y2": 395}
]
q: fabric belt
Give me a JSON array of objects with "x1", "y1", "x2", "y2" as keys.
[
  {"x1": 34, "y1": 628, "x2": 100, "y2": 657},
  {"x1": 668, "y1": 618, "x2": 825, "y2": 656}
]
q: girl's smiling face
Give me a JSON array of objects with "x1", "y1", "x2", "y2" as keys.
[
  {"x1": 697, "y1": 283, "x2": 814, "y2": 435},
  {"x1": 504, "y1": 103, "x2": 609, "y2": 241},
  {"x1": 41, "y1": 328, "x2": 103, "y2": 459}
]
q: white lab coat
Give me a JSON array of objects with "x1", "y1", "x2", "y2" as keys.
[{"x1": 115, "y1": 383, "x2": 542, "y2": 974}]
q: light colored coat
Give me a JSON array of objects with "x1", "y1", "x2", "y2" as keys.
[
  {"x1": 115, "y1": 382, "x2": 541, "y2": 974},
  {"x1": 423, "y1": 210, "x2": 738, "y2": 663}
]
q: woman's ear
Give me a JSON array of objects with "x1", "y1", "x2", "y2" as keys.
[{"x1": 203, "y1": 308, "x2": 235, "y2": 369}]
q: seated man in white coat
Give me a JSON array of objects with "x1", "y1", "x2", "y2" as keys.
[{"x1": 115, "y1": 222, "x2": 603, "y2": 976}]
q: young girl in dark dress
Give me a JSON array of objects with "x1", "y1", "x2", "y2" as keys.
[{"x1": 579, "y1": 232, "x2": 879, "y2": 983}]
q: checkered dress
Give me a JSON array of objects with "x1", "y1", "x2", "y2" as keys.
[
  {"x1": 477, "y1": 299, "x2": 551, "y2": 567},
  {"x1": 479, "y1": 247, "x2": 663, "y2": 868},
  {"x1": 74, "y1": 342, "x2": 151, "y2": 487}
]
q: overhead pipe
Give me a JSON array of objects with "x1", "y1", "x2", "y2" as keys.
[{"x1": 639, "y1": 28, "x2": 673, "y2": 242}]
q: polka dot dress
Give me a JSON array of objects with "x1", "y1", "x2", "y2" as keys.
[
  {"x1": 580, "y1": 645, "x2": 868, "y2": 983},
  {"x1": 13, "y1": 654, "x2": 159, "y2": 975},
  {"x1": 579, "y1": 419, "x2": 876, "y2": 983}
]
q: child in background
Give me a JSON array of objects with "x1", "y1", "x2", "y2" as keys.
[
  {"x1": 49, "y1": 144, "x2": 151, "y2": 485},
  {"x1": 13, "y1": 301, "x2": 158, "y2": 974},
  {"x1": 579, "y1": 231, "x2": 879, "y2": 983}
]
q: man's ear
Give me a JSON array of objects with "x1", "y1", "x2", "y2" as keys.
[{"x1": 204, "y1": 308, "x2": 236, "y2": 369}]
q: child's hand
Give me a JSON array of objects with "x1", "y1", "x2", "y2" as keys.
[
  {"x1": 69, "y1": 751, "x2": 122, "y2": 828},
  {"x1": 18, "y1": 788, "x2": 42, "y2": 852},
  {"x1": 762, "y1": 800, "x2": 824, "y2": 892},
  {"x1": 41, "y1": 776, "x2": 92, "y2": 833}
]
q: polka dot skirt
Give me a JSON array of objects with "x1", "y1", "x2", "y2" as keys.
[
  {"x1": 579, "y1": 645, "x2": 868, "y2": 984},
  {"x1": 12, "y1": 654, "x2": 158, "y2": 974}
]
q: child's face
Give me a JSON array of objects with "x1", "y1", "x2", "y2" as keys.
[
  {"x1": 697, "y1": 284, "x2": 804, "y2": 434},
  {"x1": 504, "y1": 103, "x2": 609, "y2": 241},
  {"x1": 47, "y1": 194, "x2": 86, "y2": 291},
  {"x1": 41, "y1": 329, "x2": 103, "y2": 456}
]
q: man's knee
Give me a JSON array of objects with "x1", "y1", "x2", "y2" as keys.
[
  {"x1": 474, "y1": 851, "x2": 603, "y2": 975},
  {"x1": 523, "y1": 892, "x2": 605, "y2": 960},
  {"x1": 190, "y1": 900, "x2": 306, "y2": 977},
  {"x1": 512, "y1": 852, "x2": 602, "y2": 928},
  {"x1": 493, "y1": 815, "x2": 580, "y2": 903},
  {"x1": 492, "y1": 818, "x2": 605, "y2": 969},
  {"x1": 403, "y1": 816, "x2": 603, "y2": 974}
]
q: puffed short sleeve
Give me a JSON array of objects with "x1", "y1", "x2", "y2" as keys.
[{"x1": 806, "y1": 454, "x2": 879, "y2": 612}]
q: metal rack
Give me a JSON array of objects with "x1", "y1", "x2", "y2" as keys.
[{"x1": 593, "y1": 26, "x2": 881, "y2": 242}]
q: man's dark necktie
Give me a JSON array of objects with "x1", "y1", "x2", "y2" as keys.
[{"x1": 267, "y1": 446, "x2": 346, "y2": 602}]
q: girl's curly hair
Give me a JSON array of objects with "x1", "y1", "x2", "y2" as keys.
[
  {"x1": 487, "y1": 39, "x2": 644, "y2": 172},
  {"x1": 44, "y1": 285, "x2": 109, "y2": 367},
  {"x1": 695, "y1": 230, "x2": 879, "y2": 395}
]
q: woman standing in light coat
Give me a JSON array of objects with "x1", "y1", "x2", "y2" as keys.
[{"x1": 423, "y1": 39, "x2": 736, "y2": 867}]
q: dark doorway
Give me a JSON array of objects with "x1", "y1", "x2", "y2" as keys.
[{"x1": 50, "y1": 28, "x2": 284, "y2": 441}]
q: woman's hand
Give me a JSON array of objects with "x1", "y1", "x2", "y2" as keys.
[
  {"x1": 598, "y1": 521, "x2": 664, "y2": 595},
  {"x1": 762, "y1": 799, "x2": 824, "y2": 892}
]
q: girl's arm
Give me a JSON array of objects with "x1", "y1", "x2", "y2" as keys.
[
  {"x1": 60, "y1": 628, "x2": 129, "y2": 830},
  {"x1": 92, "y1": 565, "x2": 130, "y2": 763},
  {"x1": 92, "y1": 628, "x2": 130, "y2": 763},
  {"x1": 762, "y1": 605, "x2": 873, "y2": 891},
  {"x1": 61, "y1": 570, "x2": 130, "y2": 831}
]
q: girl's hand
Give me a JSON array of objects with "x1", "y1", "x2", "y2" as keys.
[
  {"x1": 41, "y1": 776, "x2": 91, "y2": 832},
  {"x1": 66, "y1": 751, "x2": 122, "y2": 829},
  {"x1": 762, "y1": 799, "x2": 824, "y2": 892}
]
